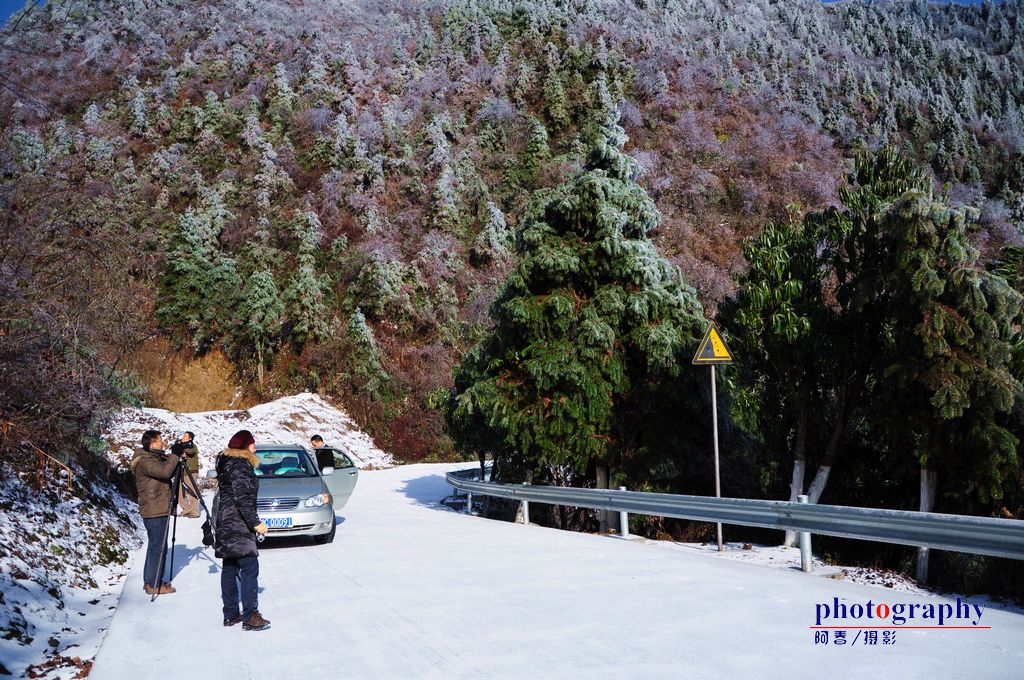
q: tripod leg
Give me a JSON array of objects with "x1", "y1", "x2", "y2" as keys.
[{"x1": 167, "y1": 465, "x2": 182, "y2": 585}]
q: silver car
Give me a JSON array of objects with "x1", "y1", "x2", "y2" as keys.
[{"x1": 211, "y1": 444, "x2": 359, "y2": 544}]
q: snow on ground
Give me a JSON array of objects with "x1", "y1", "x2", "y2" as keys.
[
  {"x1": 662, "y1": 541, "x2": 934, "y2": 593},
  {"x1": 90, "y1": 464, "x2": 1024, "y2": 680},
  {"x1": 0, "y1": 469, "x2": 141, "y2": 679},
  {"x1": 104, "y1": 392, "x2": 393, "y2": 472}
]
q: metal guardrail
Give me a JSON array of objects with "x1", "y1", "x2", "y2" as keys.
[{"x1": 446, "y1": 468, "x2": 1024, "y2": 562}]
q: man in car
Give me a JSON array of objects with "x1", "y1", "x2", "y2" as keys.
[{"x1": 310, "y1": 434, "x2": 332, "y2": 470}]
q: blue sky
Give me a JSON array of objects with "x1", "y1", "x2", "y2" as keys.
[{"x1": 1, "y1": 1, "x2": 33, "y2": 26}]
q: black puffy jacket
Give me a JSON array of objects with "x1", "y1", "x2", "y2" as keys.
[{"x1": 215, "y1": 448, "x2": 261, "y2": 559}]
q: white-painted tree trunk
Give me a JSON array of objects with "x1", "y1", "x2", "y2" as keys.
[
  {"x1": 784, "y1": 458, "x2": 807, "y2": 547},
  {"x1": 807, "y1": 465, "x2": 831, "y2": 505},
  {"x1": 916, "y1": 468, "x2": 938, "y2": 584}
]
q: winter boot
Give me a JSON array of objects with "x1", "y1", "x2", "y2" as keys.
[
  {"x1": 144, "y1": 583, "x2": 175, "y2": 595},
  {"x1": 242, "y1": 612, "x2": 271, "y2": 631},
  {"x1": 224, "y1": 613, "x2": 244, "y2": 627}
]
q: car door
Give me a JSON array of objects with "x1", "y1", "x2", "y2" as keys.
[{"x1": 317, "y1": 448, "x2": 358, "y2": 509}]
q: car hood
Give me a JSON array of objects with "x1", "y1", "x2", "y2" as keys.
[{"x1": 254, "y1": 476, "x2": 327, "y2": 498}]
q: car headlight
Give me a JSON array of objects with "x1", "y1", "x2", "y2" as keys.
[{"x1": 304, "y1": 493, "x2": 332, "y2": 508}]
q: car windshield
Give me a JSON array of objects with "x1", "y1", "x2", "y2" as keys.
[{"x1": 254, "y1": 450, "x2": 317, "y2": 478}]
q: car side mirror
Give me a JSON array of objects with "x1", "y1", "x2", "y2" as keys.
[
  {"x1": 206, "y1": 470, "x2": 217, "y2": 479},
  {"x1": 322, "y1": 466, "x2": 335, "y2": 476}
]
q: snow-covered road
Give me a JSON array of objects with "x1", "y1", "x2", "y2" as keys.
[{"x1": 91, "y1": 464, "x2": 1024, "y2": 679}]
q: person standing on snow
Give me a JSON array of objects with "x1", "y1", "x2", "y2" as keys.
[
  {"x1": 172, "y1": 431, "x2": 201, "y2": 518},
  {"x1": 215, "y1": 429, "x2": 271, "y2": 630},
  {"x1": 131, "y1": 429, "x2": 182, "y2": 596}
]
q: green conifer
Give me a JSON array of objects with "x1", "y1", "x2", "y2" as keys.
[{"x1": 446, "y1": 109, "x2": 709, "y2": 485}]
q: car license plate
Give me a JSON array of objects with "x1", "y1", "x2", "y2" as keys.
[{"x1": 262, "y1": 517, "x2": 293, "y2": 529}]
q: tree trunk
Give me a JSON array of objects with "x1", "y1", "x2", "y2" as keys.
[
  {"x1": 806, "y1": 372, "x2": 862, "y2": 505},
  {"x1": 784, "y1": 410, "x2": 809, "y2": 547},
  {"x1": 256, "y1": 344, "x2": 264, "y2": 386},
  {"x1": 596, "y1": 464, "x2": 609, "y2": 533},
  {"x1": 916, "y1": 467, "x2": 938, "y2": 584},
  {"x1": 608, "y1": 467, "x2": 621, "y2": 534},
  {"x1": 514, "y1": 467, "x2": 534, "y2": 524},
  {"x1": 806, "y1": 413, "x2": 843, "y2": 504}
]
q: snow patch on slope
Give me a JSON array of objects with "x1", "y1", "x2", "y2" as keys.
[
  {"x1": 104, "y1": 392, "x2": 393, "y2": 472},
  {"x1": 0, "y1": 469, "x2": 141, "y2": 679}
]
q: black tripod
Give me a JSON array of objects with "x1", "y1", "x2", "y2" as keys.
[{"x1": 151, "y1": 457, "x2": 213, "y2": 602}]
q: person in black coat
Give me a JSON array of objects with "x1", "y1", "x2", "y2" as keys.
[{"x1": 216, "y1": 430, "x2": 271, "y2": 631}]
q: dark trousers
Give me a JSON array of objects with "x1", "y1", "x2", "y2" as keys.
[
  {"x1": 221, "y1": 555, "x2": 260, "y2": 618},
  {"x1": 142, "y1": 516, "x2": 169, "y2": 588}
]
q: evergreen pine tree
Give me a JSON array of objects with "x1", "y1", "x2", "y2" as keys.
[
  {"x1": 543, "y1": 44, "x2": 571, "y2": 130},
  {"x1": 344, "y1": 308, "x2": 391, "y2": 401},
  {"x1": 446, "y1": 109, "x2": 709, "y2": 487},
  {"x1": 283, "y1": 209, "x2": 331, "y2": 346},
  {"x1": 236, "y1": 269, "x2": 284, "y2": 385},
  {"x1": 268, "y1": 62, "x2": 297, "y2": 138},
  {"x1": 470, "y1": 201, "x2": 513, "y2": 265},
  {"x1": 431, "y1": 164, "x2": 461, "y2": 232},
  {"x1": 157, "y1": 189, "x2": 242, "y2": 349},
  {"x1": 521, "y1": 117, "x2": 550, "y2": 184}
]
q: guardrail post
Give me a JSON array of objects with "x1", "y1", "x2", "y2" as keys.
[
  {"x1": 619, "y1": 486, "x2": 629, "y2": 538},
  {"x1": 521, "y1": 482, "x2": 530, "y2": 525},
  {"x1": 798, "y1": 494, "x2": 812, "y2": 573},
  {"x1": 466, "y1": 491, "x2": 473, "y2": 515}
]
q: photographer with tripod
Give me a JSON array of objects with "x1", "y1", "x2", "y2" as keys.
[{"x1": 130, "y1": 430, "x2": 182, "y2": 596}]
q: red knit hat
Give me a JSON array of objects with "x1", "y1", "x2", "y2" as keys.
[{"x1": 227, "y1": 430, "x2": 255, "y2": 450}]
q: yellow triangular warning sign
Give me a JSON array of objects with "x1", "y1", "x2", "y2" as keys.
[{"x1": 692, "y1": 323, "x2": 734, "y2": 365}]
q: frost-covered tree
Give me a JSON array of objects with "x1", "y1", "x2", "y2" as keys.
[
  {"x1": 426, "y1": 113, "x2": 452, "y2": 170},
  {"x1": 236, "y1": 269, "x2": 284, "y2": 385},
  {"x1": 471, "y1": 200, "x2": 513, "y2": 265},
  {"x1": 242, "y1": 114, "x2": 294, "y2": 210},
  {"x1": 283, "y1": 209, "x2": 331, "y2": 345},
  {"x1": 283, "y1": 259, "x2": 331, "y2": 346},
  {"x1": 344, "y1": 308, "x2": 391, "y2": 401},
  {"x1": 446, "y1": 110, "x2": 709, "y2": 489},
  {"x1": 83, "y1": 103, "x2": 101, "y2": 129},
  {"x1": 157, "y1": 188, "x2": 242, "y2": 349},
  {"x1": 543, "y1": 44, "x2": 571, "y2": 130},
  {"x1": 431, "y1": 164, "x2": 461, "y2": 232},
  {"x1": 350, "y1": 253, "x2": 413, "y2": 321},
  {"x1": 268, "y1": 62, "x2": 297, "y2": 136},
  {"x1": 521, "y1": 117, "x2": 549, "y2": 184},
  {"x1": 10, "y1": 126, "x2": 45, "y2": 175},
  {"x1": 129, "y1": 90, "x2": 148, "y2": 136}
]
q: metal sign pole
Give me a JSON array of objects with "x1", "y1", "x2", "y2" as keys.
[
  {"x1": 711, "y1": 364, "x2": 723, "y2": 551},
  {"x1": 692, "y1": 323, "x2": 733, "y2": 553}
]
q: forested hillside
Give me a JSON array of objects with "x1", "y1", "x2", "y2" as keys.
[{"x1": 2, "y1": 0, "x2": 1023, "y2": 590}]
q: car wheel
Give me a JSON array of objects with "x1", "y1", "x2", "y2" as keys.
[{"x1": 314, "y1": 521, "x2": 336, "y2": 545}]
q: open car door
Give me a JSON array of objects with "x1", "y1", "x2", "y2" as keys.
[{"x1": 315, "y1": 447, "x2": 359, "y2": 510}]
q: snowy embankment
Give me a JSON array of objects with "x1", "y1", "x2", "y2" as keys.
[
  {"x1": 0, "y1": 470, "x2": 140, "y2": 679},
  {"x1": 90, "y1": 463, "x2": 1024, "y2": 680},
  {"x1": 104, "y1": 392, "x2": 393, "y2": 472}
]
